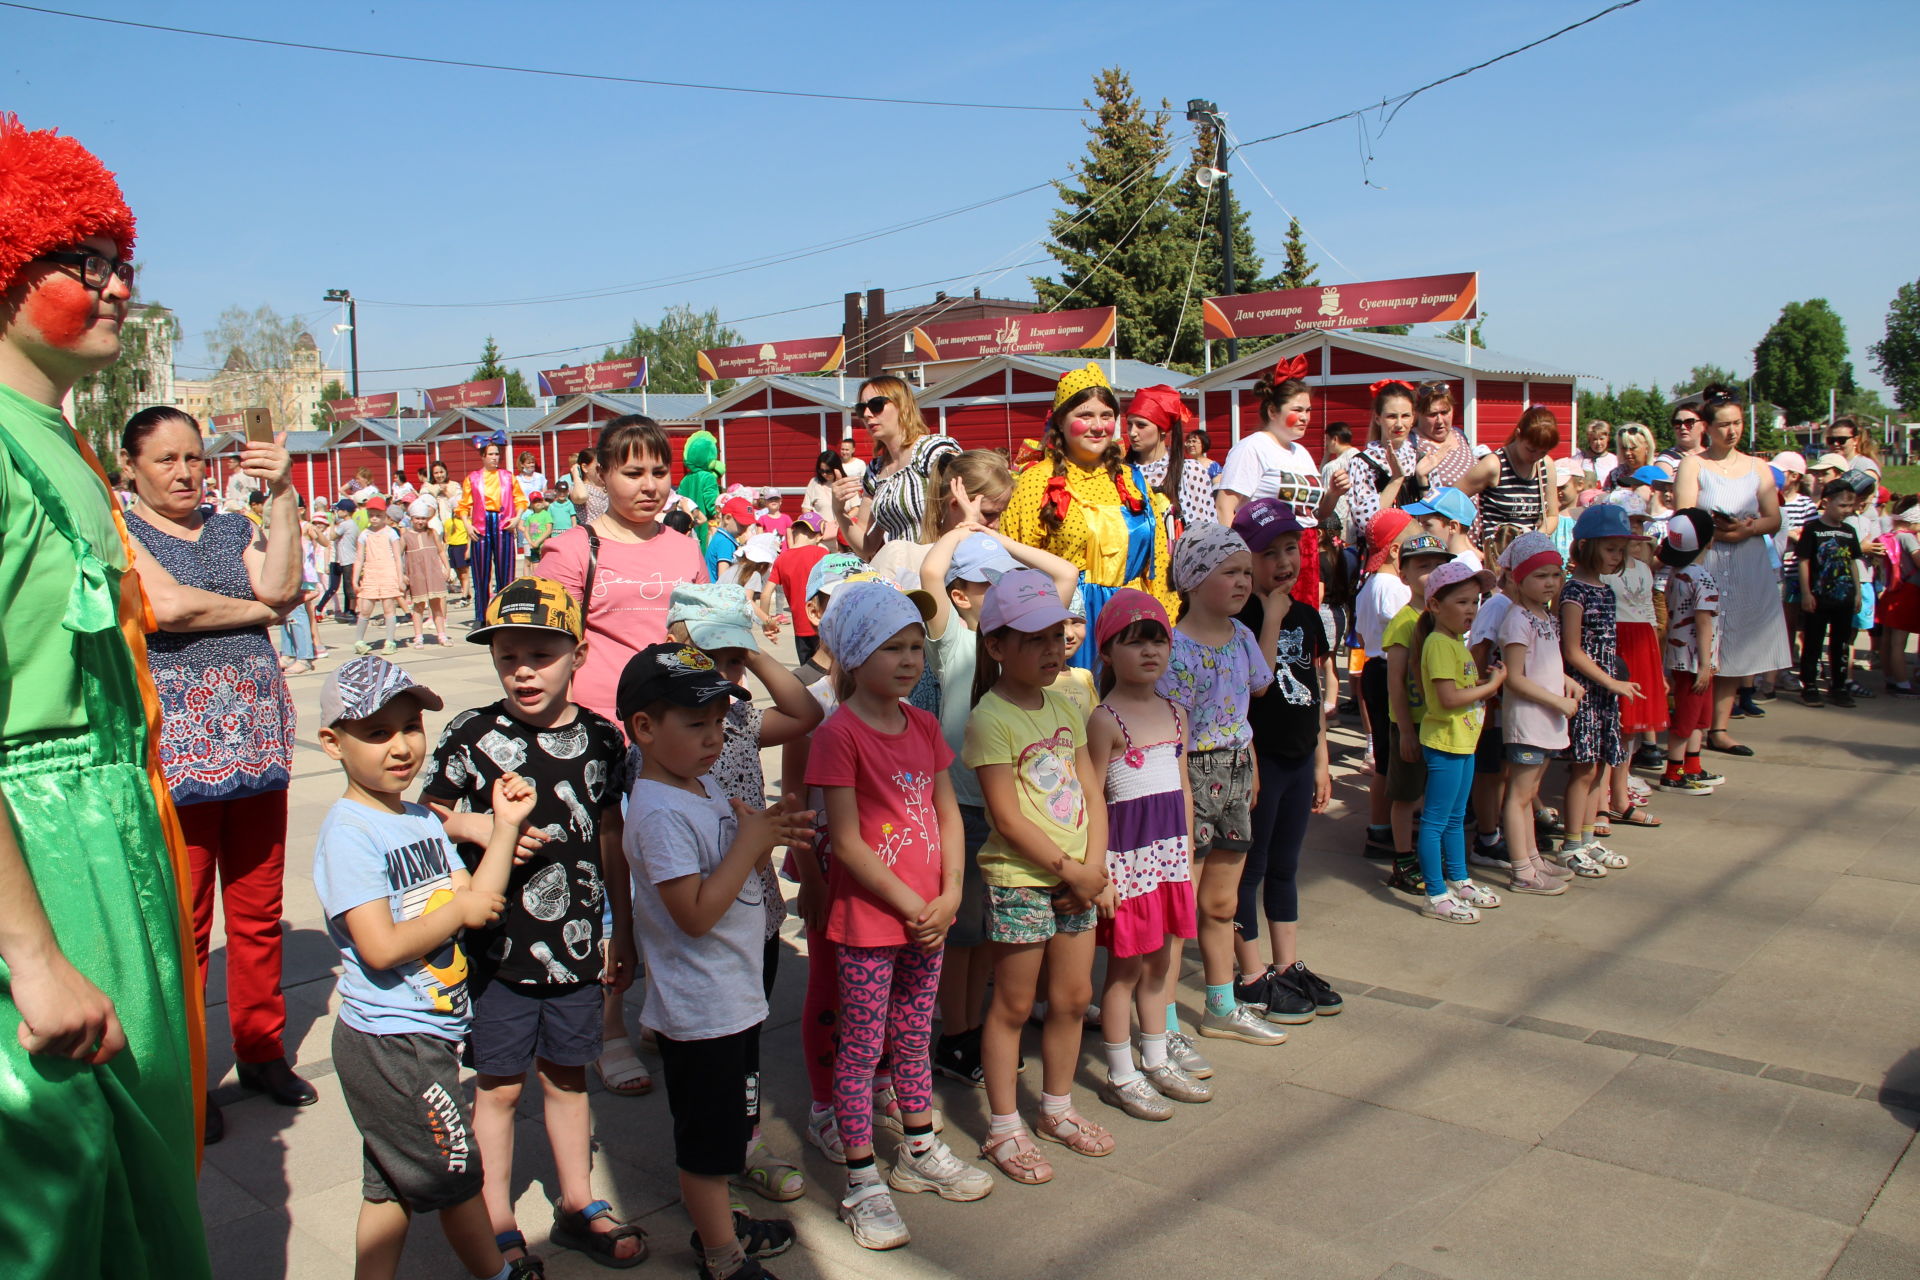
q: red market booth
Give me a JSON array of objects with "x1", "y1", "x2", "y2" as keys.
[
  {"x1": 917, "y1": 354, "x2": 1194, "y2": 458},
  {"x1": 1184, "y1": 331, "x2": 1580, "y2": 461},
  {"x1": 418, "y1": 407, "x2": 549, "y2": 487},
  {"x1": 325, "y1": 416, "x2": 438, "y2": 495},
  {"x1": 691, "y1": 375, "x2": 854, "y2": 491},
  {"x1": 282, "y1": 429, "x2": 334, "y2": 507},
  {"x1": 527, "y1": 392, "x2": 709, "y2": 484}
]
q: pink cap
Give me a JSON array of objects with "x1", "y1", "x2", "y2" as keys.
[
  {"x1": 979, "y1": 568, "x2": 1072, "y2": 633},
  {"x1": 1093, "y1": 587, "x2": 1169, "y2": 653}
]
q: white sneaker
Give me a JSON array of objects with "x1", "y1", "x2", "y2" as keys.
[
  {"x1": 1466, "y1": 844, "x2": 1512, "y2": 871},
  {"x1": 1447, "y1": 879, "x2": 1503, "y2": 909},
  {"x1": 1422, "y1": 894, "x2": 1481, "y2": 924},
  {"x1": 888, "y1": 1137, "x2": 994, "y2": 1202},
  {"x1": 839, "y1": 1180, "x2": 910, "y2": 1250},
  {"x1": 1165, "y1": 1031, "x2": 1215, "y2": 1079},
  {"x1": 806, "y1": 1107, "x2": 845, "y2": 1164},
  {"x1": 872, "y1": 1085, "x2": 945, "y2": 1136}
]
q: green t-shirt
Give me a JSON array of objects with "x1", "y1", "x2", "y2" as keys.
[
  {"x1": 0, "y1": 384, "x2": 127, "y2": 743},
  {"x1": 1419, "y1": 630, "x2": 1484, "y2": 754},
  {"x1": 962, "y1": 686, "x2": 1089, "y2": 888},
  {"x1": 1381, "y1": 604, "x2": 1426, "y2": 726},
  {"x1": 523, "y1": 509, "x2": 554, "y2": 549}
]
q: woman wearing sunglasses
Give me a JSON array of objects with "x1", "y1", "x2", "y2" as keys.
[{"x1": 832, "y1": 375, "x2": 960, "y2": 559}]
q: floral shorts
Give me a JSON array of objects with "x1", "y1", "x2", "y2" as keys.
[
  {"x1": 984, "y1": 885, "x2": 1097, "y2": 945},
  {"x1": 1187, "y1": 746, "x2": 1255, "y2": 855}
]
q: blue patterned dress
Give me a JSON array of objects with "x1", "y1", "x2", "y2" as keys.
[
  {"x1": 1562, "y1": 576, "x2": 1625, "y2": 766},
  {"x1": 126, "y1": 511, "x2": 295, "y2": 804}
]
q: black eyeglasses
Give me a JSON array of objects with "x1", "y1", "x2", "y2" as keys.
[
  {"x1": 850, "y1": 396, "x2": 889, "y2": 418},
  {"x1": 36, "y1": 250, "x2": 134, "y2": 291},
  {"x1": 1826, "y1": 435, "x2": 1853, "y2": 446}
]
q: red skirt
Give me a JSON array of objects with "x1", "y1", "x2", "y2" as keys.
[
  {"x1": 1616, "y1": 620, "x2": 1668, "y2": 733},
  {"x1": 1877, "y1": 579, "x2": 1920, "y2": 633}
]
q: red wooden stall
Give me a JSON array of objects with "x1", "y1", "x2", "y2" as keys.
[
  {"x1": 916, "y1": 354, "x2": 1195, "y2": 459},
  {"x1": 528, "y1": 392, "x2": 709, "y2": 486},
  {"x1": 419, "y1": 408, "x2": 549, "y2": 487},
  {"x1": 1185, "y1": 332, "x2": 1580, "y2": 461},
  {"x1": 691, "y1": 376, "x2": 852, "y2": 491}
]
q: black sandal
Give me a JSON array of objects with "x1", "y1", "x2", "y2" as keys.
[
  {"x1": 551, "y1": 1200, "x2": 648, "y2": 1269},
  {"x1": 1705, "y1": 729, "x2": 1754, "y2": 757},
  {"x1": 494, "y1": 1231, "x2": 544, "y2": 1277}
]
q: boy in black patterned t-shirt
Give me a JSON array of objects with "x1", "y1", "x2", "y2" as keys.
[{"x1": 419, "y1": 577, "x2": 644, "y2": 1269}]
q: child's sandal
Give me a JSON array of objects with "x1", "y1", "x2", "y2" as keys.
[
  {"x1": 1033, "y1": 1109, "x2": 1116, "y2": 1157},
  {"x1": 980, "y1": 1129, "x2": 1054, "y2": 1184},
  {"x1": 494, "y1": 1230, "x2": 546, "y2": 1277}
]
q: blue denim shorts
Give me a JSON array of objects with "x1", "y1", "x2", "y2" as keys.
[{"x1": 1505, "y1": 744, "x2": 1551, "y2": 766}]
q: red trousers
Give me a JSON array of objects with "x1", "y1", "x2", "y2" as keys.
[{"x1": 180, "y1": 789, "x2": 289, "y2": 1064}]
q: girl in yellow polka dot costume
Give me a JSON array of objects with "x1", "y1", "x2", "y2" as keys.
[{"x1": 1002, "y1": 363, "x2": 1175, "y2": 667}]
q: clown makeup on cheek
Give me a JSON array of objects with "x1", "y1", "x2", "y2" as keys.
[{"x1": 23, "y1": 274, "x2": 97, "y2": 348}]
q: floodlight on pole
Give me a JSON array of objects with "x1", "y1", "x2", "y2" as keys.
[
  {"x1": 323, "y1": 288, "x2": 359, "y2": 395},
  {"x1": 1184, "y1": 99, "x2": 1237, "y2": 361}
]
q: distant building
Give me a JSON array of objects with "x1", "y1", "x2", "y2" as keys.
[{"x1": 173, "y1": 330, "x2": 344, "y2": 432}]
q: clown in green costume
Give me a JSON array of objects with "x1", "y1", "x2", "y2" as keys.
[
  {"x1": 676, "y1": 427, "x2": 723, "y2": 551},
  {"x1": 0, "y1": 115, "x2": 210, "y2": 1277}
]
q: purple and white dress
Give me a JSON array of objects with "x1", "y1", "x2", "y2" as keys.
[{"x1": 1098, "y1": 698, "x2": 1197, "y2": 957}]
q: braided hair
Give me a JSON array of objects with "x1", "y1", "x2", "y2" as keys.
[{"x1": 1040, "y1": 385, "x2": 1127, "y2": 534}]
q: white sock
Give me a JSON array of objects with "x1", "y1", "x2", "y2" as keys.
[
  {"x1": 1102, "y1": 1039, "x2": 1139, "y2": 1084},
  {"x1": 1139, "y1": 1032, "x2": 1169, "y2": 1070},
  {"x1": 988, "y1": 1111, "x2": 1023, "y2": 1136},
  {"x1": 1040, "y1": 1091, "x2": 1077, "y2": 1133}
]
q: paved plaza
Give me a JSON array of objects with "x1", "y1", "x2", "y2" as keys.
[{"x1": 198, "y1": 619, "x2": 1920, "y2": 1279}]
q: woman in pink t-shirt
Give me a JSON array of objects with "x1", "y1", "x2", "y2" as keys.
[{"x1": 542, "y1": 416, "x2": 708, "y2": 728}]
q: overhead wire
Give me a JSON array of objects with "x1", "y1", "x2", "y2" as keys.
[
  {"x1": 1219, "y1": 127, "x2": 1356, "y2": 278},
  {"x1": 1165, "y1": 179, "x2": 1215, "y2": 367},
  {"x1": 0, "y1": 2, "x2": 1083, "y2": 113}
]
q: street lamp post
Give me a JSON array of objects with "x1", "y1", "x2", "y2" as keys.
[
  {"x1": 324, "y1": 288, "x2": 358, "y2": 395},
  {"x1": 1186, "y1": 99, "x2": 1238, "y2": 363}
]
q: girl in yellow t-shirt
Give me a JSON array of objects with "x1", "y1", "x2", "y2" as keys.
[
  {"x1": 441, "y1": 510, "x2": 471, "y2": 602},
  {"x1": 1415, "y1": 561, "x2": 1507, "y2": 924}
]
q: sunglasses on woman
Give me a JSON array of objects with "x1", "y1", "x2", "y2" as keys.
[{"x1": 850, "y1": 396, "x2": 890, "y2": 418}]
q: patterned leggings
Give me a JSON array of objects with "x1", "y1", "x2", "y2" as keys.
[{"x1": 832, "y1": 942, "x2": 943, "y2": 1153}]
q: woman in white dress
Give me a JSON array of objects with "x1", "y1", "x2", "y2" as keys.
[{"x1": 1675, "y1": 393, "x2": 1790, "y2": 756}]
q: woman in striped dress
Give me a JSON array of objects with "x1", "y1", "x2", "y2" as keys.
[{"x1": 1459, "y1": 407, "x2": 1562, "y2": 537}]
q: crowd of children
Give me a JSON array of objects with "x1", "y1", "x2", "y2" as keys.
[{"x1": 305, "y1": 404, "x2": 1915, "y2": 1280}]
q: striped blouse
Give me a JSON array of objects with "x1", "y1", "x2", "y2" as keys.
[{"x1": 863, "y1": 433, "x2": 961, "y2": 544}]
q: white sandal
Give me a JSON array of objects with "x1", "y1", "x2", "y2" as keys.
[{"x1": 594, "y1": 1036, "x2": 652, "y2": 1096}]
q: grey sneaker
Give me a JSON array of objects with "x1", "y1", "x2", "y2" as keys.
[
  {"x1": 1165, "y1": 1031, "x2": 1214, "y2": 1079},
  {"x1": 1097, "y1": 1074, "x2": 1174, "y2": 1121},
  {"x1": 1143, "y1": 1062, "x2": 1213, "y2": 1103},
  {"x1": 888, "y1": 1137, "x2": 994, "y2": 1202},
  {"x1": 1199, "y1": 1003, "x2": 1288, "y2": 1045},
  {"x1": 838, "y1": 1181, "x2": 910, "y2": 1250}
]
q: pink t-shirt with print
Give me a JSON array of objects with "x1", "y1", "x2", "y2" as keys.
[
  {"x1": 541, "y1": 524, "x2": 708, "y2": 729},
  {"x1": 806, "y1": 702, "x2": 953, "y2": 948}
]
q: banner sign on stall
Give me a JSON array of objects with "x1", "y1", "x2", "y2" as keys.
[
  {"x1": 210, "y1": 411, "x2": 244, "y2": 433},
  {"x1": 910, "y1": 306, "x2": 1117, "y2": 363},
  {"x1": 423, "y1": 377, "x2": 507, "y2": 411},
  {"x1": 326, "y1": 392, "x2": 402, "y2": 421},
  {"x1": 697, "y1": 336, "x2": 846, "y2": 383},
  {"x1": 537, "y1": 357, "x2": 647, "y2": 397},
  {"x1": 1202, "y1": 273, "x2": 1478, "y2": 340}
]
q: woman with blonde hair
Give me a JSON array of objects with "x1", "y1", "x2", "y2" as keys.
[
  {"x1": 1608, "y1": 424, "x2": 1656, "y2": 490},
  {"x1": 1002, "y1": 363, "x2": 1172, "y2": 666},
  {"x1": 832, "y1": 374, "x2": 960, "y2": 557}
]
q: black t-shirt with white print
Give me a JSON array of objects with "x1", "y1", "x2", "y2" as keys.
[
  {"x1": 1237, "y1": 595, "x2": 1328, "y2": 763},
  {"x1": 420, "y1": 701, "x2": 627, "y2": 992}
]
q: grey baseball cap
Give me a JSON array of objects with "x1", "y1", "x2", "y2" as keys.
[{"x1": 319, "y1": 656, "x2": 444, "y2": 727}]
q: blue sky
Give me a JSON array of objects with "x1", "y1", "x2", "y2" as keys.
[{"x1": 8, "y1": 0, "x2": 1917, "y2": 404}]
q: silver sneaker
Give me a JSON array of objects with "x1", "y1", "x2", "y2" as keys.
[
  {"x1": 1097, "y1": 1074, "x2": 1174, "y2": 1121},
  {"x1": 839, "y1": 1181, "x2": 910, "y2": 1250},
  {"x1": 1143, "y1": 1061, "x2": 1214, "y2": 1103},
  {"x1": 1165, "y1": 1031, "x2": 1215, "y2": 1079},
  {"x1": 1199, "y1": 1003, "x2": 1288, "y2": 1045},
  {"x1": 888, "y1": 1137, "x2": 994, "y2": 1202}
]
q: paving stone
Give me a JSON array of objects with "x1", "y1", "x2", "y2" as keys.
[
  {"x1": 1670, "y1": 1045, "x2": 1766, "y2": 1076},
  {"x1": 1584, "y1": 1029, "x2": 1677, "y2": 1056},
  {"x1": 1544, "y1": 1056, "x2": 1913, "y2": 1223},
  {"x1": 1824, "y1": 1230, "x2": 1920, "y2": 1280}
]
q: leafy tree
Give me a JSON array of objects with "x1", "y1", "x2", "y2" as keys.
[
  {"x1": 1669, "y1": 364, "x2": 1742, "y2": 400},
  {"x1": 471, "y1": 336, "x2": 534, "y2": 407},
  {"x1": 1273, "y1": 217, "x2": 1317, "y2": 291},
  {"x1": 1358, "y1": 324, "x2": 1412, "y2": 336},
  {"x1": 604, "y1": 302, "x2": 744, "y2": 395},
  {"x1": 1753, "y1": 299, "x2": 1852, "y2": 424},
  {"x1": 74, "y1": 302, "x2": 177, "y2": 460},
  {"x1": 1033, "y1": 69, "x2": 1197, "y2": 367},
  {"x1": 1578, "y1": 381, "x2": 1670, "y2": 446},
  {"x1": 1868, "y1": 280, "x2": 1920, "y2": 414},
  {"x1": 1438, "y1": 314, "x2": 1487, "y2": 348},
  {"x1": 203, "y1": 303, "x2": 316, "y2": 426},
  {"x1": 312, "y1": 378, "x2": 346, "y2": 430}
]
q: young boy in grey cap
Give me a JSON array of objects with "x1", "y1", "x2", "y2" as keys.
[{"x1": 312, "y1": 656, "x2": 539, "y2": 1280}]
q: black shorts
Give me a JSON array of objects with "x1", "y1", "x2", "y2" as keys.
[
  {"x1": 333, "y1": 1022, "x2": 482, "y2": 1212},
  {"x1": 1361, "y1": 656, "x2": 1390, "y2": 776},
  {"x1": 467, "y1": 981, "x2": 602, "y2": 1077},
  {"x1": 448, "y1": 544, "x2": 469, "y2": 570},
  {"x1": 1473, "y1": 714, "x2": 1506, "y2": 776},
  {"x1": 656, "y1": 1024, "x2": 761, "y2": 1176}
]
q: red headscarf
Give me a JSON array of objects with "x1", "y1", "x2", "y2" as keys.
[
  {"x1": 1123, "y1": 384, "x2": 1192, "y2": 433},
  {"x1": 0, "y1": 114, "x2": 136, "y2": 296}
]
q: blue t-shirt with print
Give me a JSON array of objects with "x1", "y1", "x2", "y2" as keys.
[
  {"x1": 313, "y1": 798, "x2": 471, "y2": 1040},
  {"x1": 704, "y1": 527, "x2": 739, "y2": 580}
]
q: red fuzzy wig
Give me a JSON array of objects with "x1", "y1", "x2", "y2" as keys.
[{"x1": 0, "y1": 113, "x2": 136, "y2": 297}]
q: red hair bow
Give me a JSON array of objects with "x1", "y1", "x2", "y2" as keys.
[
  {"x1": 1272, "y1": 354, "x2": 1309, "y2": 382},
  {"x1": 1043, "y1": 474, "x2": 1073, "y2": 520},
  {"x1": 1370, "y1": 379, "x2": 1415, "y2": 400}
]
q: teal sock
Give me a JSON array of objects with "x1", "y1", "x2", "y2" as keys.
[
  {"x1": 1205, "y1": 983, "x2": 1235, "y2": 1017},
  {"x1": 1165, "y1": 1002, "x2": 1181, "y2": 1035}
]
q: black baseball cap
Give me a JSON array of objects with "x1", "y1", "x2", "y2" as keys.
[{"x1": 616, "y1": 642, "x2": 749, "y2": 721}]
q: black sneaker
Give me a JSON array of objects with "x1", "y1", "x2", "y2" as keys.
[
  {"x1": 1736, "y1": 694, "x2": 1765, "y2": 718},
  {"x1": 1632, "y1": 745, "x2": 1667, "y2": 771},
  {"x1": 933, "y1": 1029, "x2": 985, "y2": 1088},
  {"x1": 1800, "y1": 688, "x2": 1825, "y2": 707},
  {"x1": 1289, "y1": 962, "x2": 1344, "y2": 1015},
  {"x1": 1259, "y1": 967, "x2": 1317, "y2": 1025},
  {"x1": 690, "y1": 1212, "x2": 796, "y2": 1263},
  {"x1": 1360, "y1": 832, "x2": 1397, "y2": 861},
  {"x1": 1232, "y1": 973, "x2": 1271, "y2": 1014},
  {"x1": 1828, "y1": 688, "x2": 1856, "y2": 708},
  {"x1": 1385, "y1": 862, "x2": 1426, "y2": 896}
]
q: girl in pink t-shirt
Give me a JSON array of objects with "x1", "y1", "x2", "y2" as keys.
[{"x1": 806, "y1": 580, "x2": 991, "y2": 1248}]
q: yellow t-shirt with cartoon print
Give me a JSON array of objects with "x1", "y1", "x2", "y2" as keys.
[{"x1": 963, "y1": 686, "x2": 1089, "y2": 888}]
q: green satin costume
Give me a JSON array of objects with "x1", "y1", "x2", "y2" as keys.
[{"x1": 0, "y1": 385, "x2": 210, "y2": 1277}]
